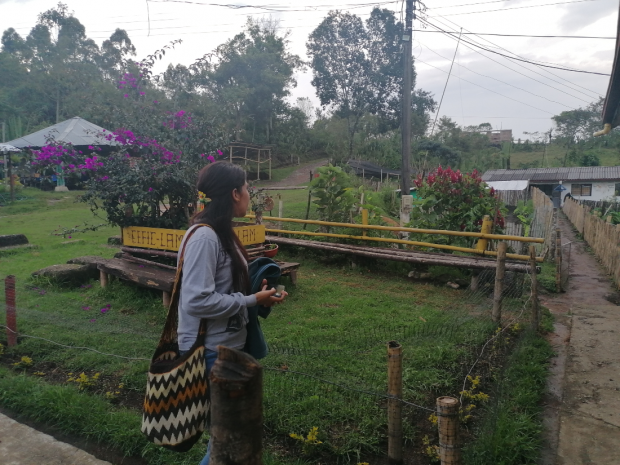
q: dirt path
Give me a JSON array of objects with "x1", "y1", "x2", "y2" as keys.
[
  {"x1": 260, "y1": 158, "x2": 328, "y2": 187},
  {"x1": 540, "y1": 213, "x2": 620, "y2": 465}
]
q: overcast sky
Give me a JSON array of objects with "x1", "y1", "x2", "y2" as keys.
[{"x1": 1, "y1": 0, "x2": 618, "y2": 139}]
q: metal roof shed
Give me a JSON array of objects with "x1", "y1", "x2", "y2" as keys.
[{"x1": 6, "y1": 117, "x2": 118, "y2": 150}]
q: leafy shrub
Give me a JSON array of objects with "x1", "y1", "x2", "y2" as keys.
[
  {"x1": 310, "y1": 164, "x2": 356, "y2": 227},
  {"x1": 410, "y1": 166, "x2": 506, "y2": 247}
]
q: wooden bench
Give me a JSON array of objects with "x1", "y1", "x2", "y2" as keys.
[{"x1": 98, "y1": 224, "x2": 300, "y2": 306}]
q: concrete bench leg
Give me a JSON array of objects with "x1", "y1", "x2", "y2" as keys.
[
  {"x1": 289, "y1": 270, "x2": 298, "y2": 286},
  {"x1": 100, "y1": 270, "x2": 108, "y2": 288},
  {"x1": 163, "y1": 291, "x2": 171, "y2": 308}
]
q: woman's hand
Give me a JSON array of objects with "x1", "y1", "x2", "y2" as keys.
[{"x1": 255, "y1": 279, "x2": 288, "y2": 307}]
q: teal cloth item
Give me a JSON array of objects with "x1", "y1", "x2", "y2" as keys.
[{"x1": 245, "y1": 257, "x2": 281, "y2": 359}]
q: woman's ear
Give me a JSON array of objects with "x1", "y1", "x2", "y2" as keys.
[{"x1": 231, "y1": 187, "x2": 241, "y2": 203}]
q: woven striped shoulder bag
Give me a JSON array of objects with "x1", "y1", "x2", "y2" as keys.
[{"x1": 141, "y1": 224, "x2": 210, "y2": 452}]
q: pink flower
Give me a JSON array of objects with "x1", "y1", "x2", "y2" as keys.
[
  {"x1": 153, "y1": 100, "x2": 158, "y2": 104},
  {"x1": 90, "y1": 319, "x2": 96, "y2": 322},
  {"x1": 140, "y1": 92, "x2": 145, "y2": 96},
  {"x1": 207, "y1": 155, "x2": 215, "y2": 163},
  {"x1": 148, "y1": 187, "x2": 153, "y2": 192},
  {"x1": 124, "y1": 94, "x2": 129, "y2": 98},
  {"x1": 217, "y1": 149, "x2": 223, "y2": 156}
]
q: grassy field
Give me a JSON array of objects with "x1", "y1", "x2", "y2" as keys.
[
  {"x1": 510, "y1": 144, "x2": 620, "y2": 169},
  {"x1": 0, "y1": 182, "x2": 552, "y2": 465}
]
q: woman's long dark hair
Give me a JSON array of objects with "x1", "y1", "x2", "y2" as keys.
[{"x1": 192, "y1": 161, "x2": 250, "y2": 294}]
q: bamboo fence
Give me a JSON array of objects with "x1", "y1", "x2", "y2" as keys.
[
  {"x1": 531, "y1": 187, "x2": 556, "y2": 256},
  {"x1": 563, "y1": 197, "x2": 620, "y2": 289}
]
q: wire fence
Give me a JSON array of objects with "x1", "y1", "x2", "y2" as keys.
[{"x1": 1, "y1": 263, "x2": 536, "y2": 460}]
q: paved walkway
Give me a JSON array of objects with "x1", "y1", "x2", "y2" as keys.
[
  {"x1": 0, "y1": 411, "x2": 112, "y2": 465},
  {"x1": 541, "y1": 213, "x2": 620, "y2": 465}
]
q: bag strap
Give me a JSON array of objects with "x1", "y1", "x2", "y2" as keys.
[{"x1": 160, "y1": 224, "x2": 211, "y2": 344}]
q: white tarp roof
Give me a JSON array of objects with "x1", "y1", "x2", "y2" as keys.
[
  {"x1": 486, "y1": 180, "x2": 529, "y2": 191},
  {"x1": 6, "y1": 117, "x2": 118, "y2": 149},
  {"x1": 0, "y1": 143, "x2": 21, "y2": 152}
]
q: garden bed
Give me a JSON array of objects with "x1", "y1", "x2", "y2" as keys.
[{"x1": 1, "y1": 188, "x2": 553, "y2": 464}]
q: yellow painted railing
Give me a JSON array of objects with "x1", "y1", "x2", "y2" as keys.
[{"x1": 246, "y1": 212, "x2": 544, "y2": 262}]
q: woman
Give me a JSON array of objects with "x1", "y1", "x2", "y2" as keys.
[{"x1": 177, "y1": 161, "x2": 286, "y2": 464}]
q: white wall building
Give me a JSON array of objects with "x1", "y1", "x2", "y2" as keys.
[{"x1": 482, "y1": 167, "x2": 620, "y2": 205}]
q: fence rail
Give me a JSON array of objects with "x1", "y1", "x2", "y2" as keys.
[
  {"x1": 247, "y1": 213, "x2": 544, "y2": 262},
  {"x1": 563, "y1": 197, "x2": 620, "y2": 289}
]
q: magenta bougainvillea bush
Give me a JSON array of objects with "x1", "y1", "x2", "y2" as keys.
[
  {"x1": 30, "y1": 46, "x2": 228, "y2": 229},
  {"x1": 410, "y1": 166, "x2": 506, "y2": 247}
]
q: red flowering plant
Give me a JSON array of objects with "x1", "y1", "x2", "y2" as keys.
[{"x1": 409, "y1": 166, "x2": 506, "y2": 248}]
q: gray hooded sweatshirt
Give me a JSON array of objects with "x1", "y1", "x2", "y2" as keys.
[{"x1": 177, "y1": 225, "x2": 257, "y2": 352}]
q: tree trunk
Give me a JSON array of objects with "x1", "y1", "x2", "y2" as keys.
[{"x1": 56, "y1": 87, "x2": 60, "y2": 124}]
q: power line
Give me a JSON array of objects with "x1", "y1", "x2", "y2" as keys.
[
  {"x1": 417, "y1": 40, "x2": 578, "y2": 109},
  {"x1": 416, "y1": 22, "x2": 595, "y2": 104},
  {"x1": 146, "y1": 0, "x2": 399, "y2": 11},
  {"x1": 425, "y1": 14, "x2": 604, "y2": 99},
  {"x1": 415, "y1": 56, "x2": 555, "y2": 114},
  {"x1": 444, "y1": 115, "x2": 554, "y2": 119},
  {"x1": 419, "y1": 17, "x2": 610, "y2": 76},
  {"x1": 415, "y1": 30, "x2": 615, "y2": 40},
  {"x1": 440, "y1": 0, "x2": 601, "y2": 16}
]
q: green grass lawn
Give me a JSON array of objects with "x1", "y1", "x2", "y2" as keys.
[
  {"x1": 511, "y1": 144, "x2": 620, "y2": 168},
  {"x1": 0, "y1": 187, "x2": 552, "y2": 465}
]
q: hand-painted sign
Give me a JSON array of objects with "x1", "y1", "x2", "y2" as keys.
[{"x1": 122, "y1": 224, "x2": 265, "y2": 251}]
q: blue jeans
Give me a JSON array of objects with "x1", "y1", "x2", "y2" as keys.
[
  {"x1": 200, "y1": 350, "x2": 218, "y2": 465},
  {"x1": 180, "y1": 349, "x2": 217, "y2": 465}
]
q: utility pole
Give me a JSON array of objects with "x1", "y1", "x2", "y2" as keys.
[
  {"x1": 400, "y1": 0, "x2": 414, "y2": 230},
  {"x1": 400, "y1": 0, "x2": 414, "y2": 196}
]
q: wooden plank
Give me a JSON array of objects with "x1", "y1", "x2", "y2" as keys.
[
  {"x1": 97, "y1": 259, "x2": 175, "y2": 292},
  {"x1": 122, "y1": 224, "x2": 266, "y2": 251},
  {"x1": 268, "y1": 236, "x2": 533, "y2": 273}
]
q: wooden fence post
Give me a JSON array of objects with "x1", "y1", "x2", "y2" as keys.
[
  {"x1": 387, "y1": 341, "x2": 403, "y2": 465},
  {"x1": 210, "y1": 345, "x2": 263, "y2": 465},
  {"x1": 303, "y1": 171, "x2": 313, "y2": 230},
  {"x1": 475, "y1": 215, "x2": 493, "y2": 253},
  {"x1": 470, "y1": 271, "x2": 480, "y2": 292},
  {"x1": 529, "y1": 245, "x2": 540, "y2": 330},
  {"x1": 437, "y1": 396, "x2": 461, "y2": 465},
  {"x1": 4, "y1": 275, "x2": 17, "y2": 346},
  {"x1": 555, "y1": 228, "x2": 562, "y2": 292},
  {"x1": 362, "y1": 208, "x2": 369, "y2": 237},
  {"x1": 492, "y1": 242, "x2": 507, "y2": 323},
  {"x1": 278, "y1": 194, "x2": 283, "y2": 231}
]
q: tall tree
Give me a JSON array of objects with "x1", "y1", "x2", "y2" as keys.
[
  {"x1": 196, "y1": 19, "x2": 302, "y2": 143},
  {"x1": 307, "y1": 8, "x2": 433, "y2": 161}
]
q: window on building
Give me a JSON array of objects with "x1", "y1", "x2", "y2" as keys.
[
  {"x1": 615, "y1": 183, "x2": 620, "y2": 196},
  {"x1": 571, "y1": 184, "x2": 592, "y2": 196}
]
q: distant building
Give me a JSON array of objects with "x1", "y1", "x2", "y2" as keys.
[
  {"x1": 483, "y1": 129, "x2": 512, "y2": 144},
  {"x1": 482, "y1": 167, "x2": 620, "y2": 204}
]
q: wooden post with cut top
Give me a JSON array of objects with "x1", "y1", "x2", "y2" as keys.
[
  {"x1": 4, "y1": 275, "x2": 17, "y2": 346},
  {"x1": 387, "y1": 341, "x2": 403, "y2": 465},
  {"x1": 492, "y1": 242, "x2": 507, "y2": 323},
  {"x1": 530, "y1": 245, "x2": 540, "y2": 330},
  {"x1": 437, "y1": 396, "x2": 461, "y2": 465},
  {"x1": 210, "y1": 346, "x2": 263, "y2": 465},
  {"x1": 555, "y1": 228, "x2": 562, "y2": 292}
]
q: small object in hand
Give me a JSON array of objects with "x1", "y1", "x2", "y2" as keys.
[{"x1": 274, "y1": 284, "x2": 285, "y2": 298}]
